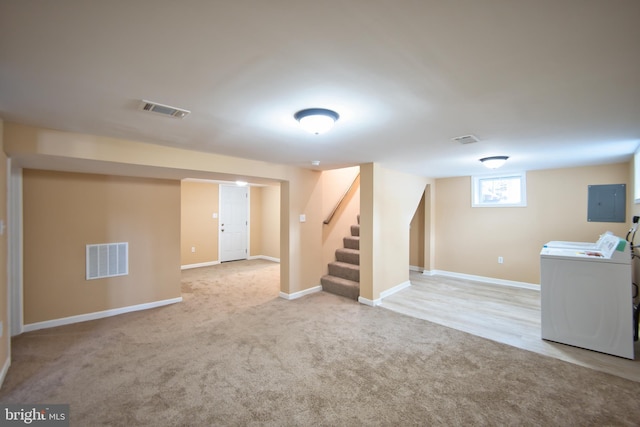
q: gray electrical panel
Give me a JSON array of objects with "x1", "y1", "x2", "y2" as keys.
[{"x1": 587, "y1": 184, "x2": 626, "y2": 223}]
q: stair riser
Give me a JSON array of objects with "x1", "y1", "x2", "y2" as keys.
[
  {"x1": 351, "y1": 225, "x2": 360, "y2": 236},
  {"x1": 343, "y1": 237, "x2": 359, "y2": 250},
  {"x1": 328, "y1": 263, "x2": 359, "y2": 282},
  {"x1": 335, "y1": 250, "x2": 359, "y2": 265},
  {"x1": 321, "y1": 276, "x2": 359, "y2": 300}
]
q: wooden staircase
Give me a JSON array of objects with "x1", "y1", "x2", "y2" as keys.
[{"x1": 321, "y1": 215, "x2": 360, "y2": 300}]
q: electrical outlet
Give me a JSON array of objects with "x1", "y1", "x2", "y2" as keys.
[
  {"x1": 498, "y1": 256, "x2": 504, "y2": 264},
  {"x1": 191, "y1": 247, "x2": 196, "y2": 253}
]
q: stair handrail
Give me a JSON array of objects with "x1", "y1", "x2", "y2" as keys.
[{"x1": 324, "y1": 172, "x2": 360, "y2": 225}]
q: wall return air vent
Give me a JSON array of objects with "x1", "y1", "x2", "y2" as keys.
[
  {"x1": 139, "y1": 100, "x2": 190, "y2": 118},
  {"x1": 86, "y1": 242, "x2": 129, "y2": 280}
]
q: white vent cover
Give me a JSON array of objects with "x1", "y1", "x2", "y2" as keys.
[
  {"x1": 451, "y1": 134, "x2": 480, "y2": 144},
  {"x1": 86, "y1": 242, "x2": 128, "y2": 280},
  {"x1": 139, "y1": 100, "x2": 190, "y2": 118}
]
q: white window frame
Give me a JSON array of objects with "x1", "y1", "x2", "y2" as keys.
[{"x1": 472, "y1": 171, "x2": 527, "y2": 207}]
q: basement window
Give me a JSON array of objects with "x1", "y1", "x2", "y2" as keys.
[
  {"x1": 86, "y1": 242, "x2": 129, "y2": 280},
  {"x1": 472, "y1": 172, "x2": 527, "y2": 207}
]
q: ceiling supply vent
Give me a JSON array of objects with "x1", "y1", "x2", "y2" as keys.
[
  {"x1": 451, "y1": 134, "x2": 480, "y2": 145},
  {"x1": 139, "y1": 100, "x2": 190, "y2": 118},
  {"x1": 86, "y1": 242, "x2": 129, "y2": 280}
]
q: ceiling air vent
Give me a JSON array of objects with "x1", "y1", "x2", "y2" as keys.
[
  {"x1": 451, "y1": 134, "x2": 480, "y2": 144},
  {"x1": 139, "y1": 100, "x2": 190, "y2": 119}
]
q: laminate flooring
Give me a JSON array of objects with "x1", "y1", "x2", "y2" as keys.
[{"x1": 379, "y1": 271, "x2": 640, "y2": 383}]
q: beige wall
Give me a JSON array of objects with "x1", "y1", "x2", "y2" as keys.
[
  {"x1": 181, "y1": 181, "x2": 219, "y2": 265},
  {"x1": 250, "y1": 186, "x2": 262, "y2": 257},
  {"x1": 321, "y1": 167, "x2": 360, "y2": 273},
  {"x1": 22, "y1": 169, "x2": 181, "y2": 324},
  {"x1": 360, "y1": 163, "x2": 433, "y2": 301},
  {"x1": 0, "y1": 120, "x2": 8, "y2": 378},
  {"x1": 181, "y1": 182, "x2": 280, "y2": 264},
  {"x1": 409, "y1": 192, "x2": 425, "y2": 268},
  {"x1": 4, "y1": 123, "x2": 322, "y2": 296},
  {"x1": 630, "y1": 155, "x2": 640, "y2": 296},
  {"x1": 435, "y1": 163, "x2": 630, "y2": 284},
  {"x1": 259, "y1": 185, "x2": 280, "y2": 259}
]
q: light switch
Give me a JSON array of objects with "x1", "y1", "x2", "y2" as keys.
[
  {"x1": 299, "y1": 214, "x2": 306, "y2": 223},
  {"x1": 212, "y1": 213, "x2": 218, "y2": 219}
]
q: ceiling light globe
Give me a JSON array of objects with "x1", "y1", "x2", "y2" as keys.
[
  {"x1": 480, "y1": 156, "x2": 509, "y2": 169},
  {"x1": 294, "y1": 108, "x2": 339, "y2": 135}
]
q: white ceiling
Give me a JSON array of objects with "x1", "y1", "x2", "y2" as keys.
[{"x1": 1, "y1": 0, "x2": 639, "y2": 178}]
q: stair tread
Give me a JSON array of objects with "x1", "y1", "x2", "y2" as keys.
[
  {"x1": 321, "y1": 275, "x2": 359, "y2": 286},
  {"x1": 329, "y1": 261, "x2": 360, "y2": 269},
  {"x1": 336, "y1": 248, "x2": 359, "y2": 254}
]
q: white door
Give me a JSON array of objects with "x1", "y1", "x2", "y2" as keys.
[{"x1": 219, "y1": 185, "x2": 248, "y2": 262}]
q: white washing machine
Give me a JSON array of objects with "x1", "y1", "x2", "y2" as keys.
[
  {"x1": 540, "y1": 234, "x2": 634, "y2": 359},
  {"x1": 543, "y1": 231, "x2": 613, "y2": 250}
]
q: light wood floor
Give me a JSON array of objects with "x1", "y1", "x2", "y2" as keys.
[{"x1": 380, "y1": 271, "x2": 640, "y2": 383}]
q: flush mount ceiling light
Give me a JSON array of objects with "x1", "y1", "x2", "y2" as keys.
[
  {"x1": 479, "y1": 156, "x2": 509, "y2": 169},
  {"x1": 294, "y1": 108, "x2": 339, "y2": 134}
]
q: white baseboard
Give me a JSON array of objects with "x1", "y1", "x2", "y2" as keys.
[
  {"x1": 380, "y1": 280, "x2": 411, "y2": 299},
  {"x1": 279, "y1": 285, "x2": 321, "y2": 300},
  {"x1": 409, "y1": 265, "x2": 423, "y2": 272},
  {"x1": 359, "y1": 280, "x2": 412, "y2": 307},
  {"x1": 0, "y1": 356, "x2": 10, "y2": 389},
  {"x1": 248, "y1": 255, "x2": 280, "y2": 263},
  {"x1": 358, "y1": 296, "x2": 381, "y2": 306},
  {"x1": 23, "y1": 297, "x2": 183, "y2": 333},
  {"x1": 181, "y1": 261, "x2": 220, "y2": 270},
  {"x1": 425, "y1": 270, "x2": 539, "y2": 291}
]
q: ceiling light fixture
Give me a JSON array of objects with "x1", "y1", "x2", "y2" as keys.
[
  {"x1": 479, "y1": 156, "x2": 509, "y2": 169},
  {"x1": 294, "y1": 108, "x2": 339, "y2": 135}
]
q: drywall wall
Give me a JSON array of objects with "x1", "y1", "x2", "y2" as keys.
[
  {"x1": 435, "y1": 163, "x2": 630, "y2": 284},
  {"x1": 250, "y1": 186, "x2": 262, "y2": 257},
  {"x1": 259, "y1": 184, "x2": 280, "y2": 260},
  {"x1": 0, "y1": 120, "x2": 8, "y2": 385},
  {"x1": 4, "y1": 122, "x2": 323, "y2": 296},
  {"x1": 360, "y1": 163, "x2": 433, "y2": 301},
  {"x1": 181, "y1": 182, "x2": 280, "y2": 265},
  {"x1": 321, "y1": 167, "x2": 360, "y2": 274},
  {"x1": 22, "y1": 169, "x2": 181, "y2": 324},
  {"x1": 630, "y1": 155, "x2": 640, "y2": 294},
  {"x1": 181, "y1": 180, "x2": 219, "y2": 265},
  {"x1": 409, "y1": 192, "x2": 425, "y2": 269}
]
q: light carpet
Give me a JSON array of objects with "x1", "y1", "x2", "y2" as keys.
[{"x1": 1, "y1": 259, "x2": 639, "y2": 426}]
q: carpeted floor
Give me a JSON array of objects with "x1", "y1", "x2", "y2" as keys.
[{"x1": 1, "y1": 259, "x2": 639, "y2": 426}]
